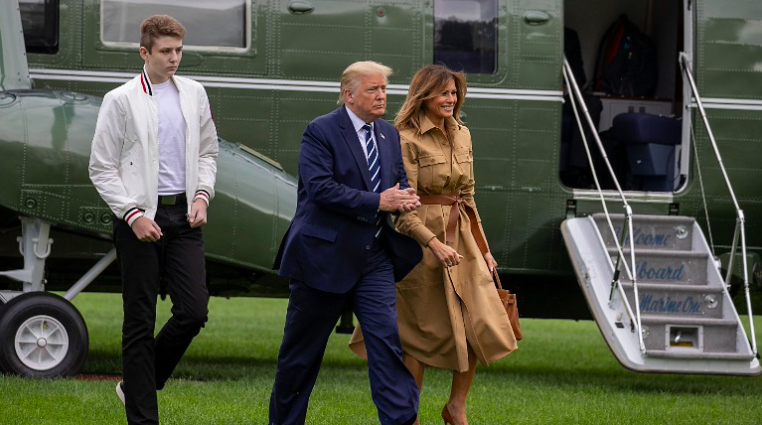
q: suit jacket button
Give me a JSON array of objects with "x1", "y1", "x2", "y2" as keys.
[{"x1": 365, "y1": 245, "x2": 371, "y2": 250}]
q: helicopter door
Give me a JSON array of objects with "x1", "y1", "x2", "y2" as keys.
[
  {"x1": 689, "y1": 0, "x2": 762, "y2": 169},
  {"x1": 687, "y1": 0, "x2": 762, "y2": 235},
  {"x1": 692, "y1": 0, "x2": 762, "y2": 103}
]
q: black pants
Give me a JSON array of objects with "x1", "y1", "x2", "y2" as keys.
[{"x1": 114, "y1": 203, "x2": 209, "y2": 425}]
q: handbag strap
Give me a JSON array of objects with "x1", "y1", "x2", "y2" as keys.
[{"x1": 492, "y1": 268, "x2": 508, "y2": 292}]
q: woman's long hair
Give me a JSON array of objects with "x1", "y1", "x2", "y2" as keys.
[{"x1": 395, "y1": 64, "x2": 467, "y2": 132}]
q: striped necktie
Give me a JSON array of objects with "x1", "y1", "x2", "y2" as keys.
[
  {"x1": 363, "y1": 124, "x2": 383, "y2": 237},
  {"x1": 363, "y1": 124, "x2": 381, "y2": 193}
]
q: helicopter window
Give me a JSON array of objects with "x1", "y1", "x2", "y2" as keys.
[
  {"x1": 19, "y1": 0, "x2": 59, "y2": 54},
  {"x1": 433, "y1": 0, "x2": 498, "y2": 74},
  {"x1": 101, "y1": 0, "x2": 249, "y2": 51}
]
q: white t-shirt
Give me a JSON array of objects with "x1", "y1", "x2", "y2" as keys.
[{"x1": 153, "y1": 79, "x2": 187, "y2": 195}]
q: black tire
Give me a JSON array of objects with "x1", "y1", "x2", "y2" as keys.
[
  {"x1": 0, "y1": 292, "x2": 88, "y2": 378},
  {"x1": 0, "y1": 301, "x2": 5, "y2": 374}
]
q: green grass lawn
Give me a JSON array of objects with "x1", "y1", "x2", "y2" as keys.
[{"x1": 1, "y1": 293, "x2": 761, "y2": 424}]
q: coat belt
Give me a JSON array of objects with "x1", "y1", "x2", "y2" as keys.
[{"x1": 419, "y1": 193, "x2": 489, "y2": 254}]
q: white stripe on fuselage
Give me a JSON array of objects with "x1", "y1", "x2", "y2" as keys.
[
  {"x1": 32, "y1": 69, "x2": 762, "y2": 110},
  {"x1": 693, "y1": 99, "x2": 762, "y2": 111},
  {"x1": 29, "y1": 68, "x2": 564, "y2": 102},
  {"x1": 701, "y1": 98, "x2": 762, "y2": 106}
]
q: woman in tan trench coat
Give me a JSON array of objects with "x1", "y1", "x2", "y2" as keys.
[{"x1": 350, "y1": 64, "x2": 517, "y2": 425}]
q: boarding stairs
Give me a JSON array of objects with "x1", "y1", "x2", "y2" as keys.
[
  {"x1": 562, "y1": 213, "x2": 760, "y2": 375},
  {"x1": 558, "y1": 54, "x2": 759, "y2": 376}
]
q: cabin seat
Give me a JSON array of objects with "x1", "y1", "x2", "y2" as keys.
[{"x1": 612, "y1": 112, "x2": 681, "y2": 192}]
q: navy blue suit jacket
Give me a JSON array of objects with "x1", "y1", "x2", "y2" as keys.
[{"x1": 274, "y1": 106, "x2": 422, "y2": 294}]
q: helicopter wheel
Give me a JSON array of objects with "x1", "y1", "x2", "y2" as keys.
[{"x1": 0, "y1": 292, "x2": 88, "y2": 377}]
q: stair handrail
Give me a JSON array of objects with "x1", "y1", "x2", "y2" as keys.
[
  {"x1": 563, "y1": 58, "x2": 645, "y2": 354},
  {"x1": 678, "y1": 52, "x2": 756, "y2": 356}
]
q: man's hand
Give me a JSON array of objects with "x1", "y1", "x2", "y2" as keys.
[
  {"x1": 398, "y1": 187, "x2": 420, "y2": 212},
  {"x1": 188, "y1": 199, "x2": 208, "y2": 228},
  {"x1": 132, "y1": 217, "x2": 163, "y2": 242},
  {"x1": 379, "y1": 184, "x2": 421, "y2": 212}
]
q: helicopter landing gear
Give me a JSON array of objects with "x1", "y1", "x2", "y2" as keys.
[
  {"x1": 0, "y1": 292, "x2": 88, "y2": 377},
  {"x1": 0, "y1": 217, "x2": 115, "y2": 377}
]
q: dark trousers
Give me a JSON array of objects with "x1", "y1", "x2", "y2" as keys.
[
  {"x1": 113, "y1": 203, "x2": 209, "y2": 425},
  {"x1": 269, "y1": 248, "x2": 419, "y2": 425}
]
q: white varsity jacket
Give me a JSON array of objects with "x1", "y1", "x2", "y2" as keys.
[{"x1": 89, "y1": 67, "x2": 219, "y2": 226}]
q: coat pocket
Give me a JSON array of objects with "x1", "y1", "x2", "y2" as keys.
[
  {"x1": 419, "y1": 153, "x2": 446, "y2": 167},
  {"x1": 301, "y1": 223, "x2": 338, "y2": 242},
  {"x1": 417, "y1": 153, "x2": 448, "y2": 190},
  {"x1": 454, "y1": 149, "x2": 473, "y2": 164}
]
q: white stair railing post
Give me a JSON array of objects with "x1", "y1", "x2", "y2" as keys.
[
  {"x1": 625, "y1": 205, "x2": 644, "y2": 352},
  {"x1": 563, "y1": 58, "x2": 645, "y2": 354},
  {"x1": 738, "y1": 213, "x2": 756, "y2": 355},
  {"x1": 679, "y1": 52, "x2": 756, "y2": 356},
  {"x1": 725, "y1": 222, "x2": 741, "y2": 288}
]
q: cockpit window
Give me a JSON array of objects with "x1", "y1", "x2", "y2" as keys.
[
  {"x1": 19, "y1": 0, "x2": 60, "y2": 54},
  {"x1": 434, "y1": 0, "x2": 498, "y2": 74},
  {"x1": 101, "y1": 0, "x2": 249, "y2": 51}
]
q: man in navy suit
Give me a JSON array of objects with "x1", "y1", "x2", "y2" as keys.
[{"x1": 270, "y1": 61, "x2": 422, "y2": 425}]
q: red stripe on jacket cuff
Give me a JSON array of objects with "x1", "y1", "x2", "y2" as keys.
[
  {"x1": 194, "y1": 191, "x2": 210, "y2": 205},
  {"x1": 125, "y1": 209, "x2": 144, "y2": 226}
]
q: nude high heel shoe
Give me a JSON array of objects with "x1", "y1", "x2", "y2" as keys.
[{"x1": 441, "y1": 404, "x2": 454, "y2": 425}]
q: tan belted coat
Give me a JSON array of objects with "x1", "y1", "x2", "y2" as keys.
[{"x1": 349, "y1": 114, "x2": 517, "y2": 372}]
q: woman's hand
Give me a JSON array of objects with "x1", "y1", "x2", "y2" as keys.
[
  {"x1": 428, "y1": 237, "x2": 463, "y2": 267},
  {"x1": 484, "y1": 252, "x2": 497, "y2": 272}
]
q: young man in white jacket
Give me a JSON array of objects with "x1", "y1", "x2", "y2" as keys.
[{"x1": 89, "y1": 14, "x2": 218, "y2": 425}]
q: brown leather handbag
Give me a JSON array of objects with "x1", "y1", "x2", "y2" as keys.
[{"x1": 492, "y1": 269, "x2": 522, "y2": 341}]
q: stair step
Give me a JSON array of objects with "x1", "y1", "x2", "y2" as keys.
[
  {"x1": 592, "y1": 213, "x2": 695, "y2": 226},
  {"x1": 646, "y1": 350, "x2": 756, "y2": 361},
  {"x1": 621, "y1": 283, "x2": 723, "y2": 292},
  {"x1": 638, "y1": 315, "x2": 740, "y2": 353},
  {"x1": 607, "y1": 248, "x2": 706, "y2": 258},
  {"x1": 608, "y1": 248, "x2": 709, "y2": 284},
  {"x1": 593, "y1": 213, "x2": 695, "y2": 251},
  {"x1": 639, "y1": 315, "x2": 736, "y2": 326},
  {"x1": 621, "y1": 283, "x2": 724, "y2": 318}
]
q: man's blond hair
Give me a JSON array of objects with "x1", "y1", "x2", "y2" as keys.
[{"x1": 338, "y1": 61, "x2": 393, "y2": 104}]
